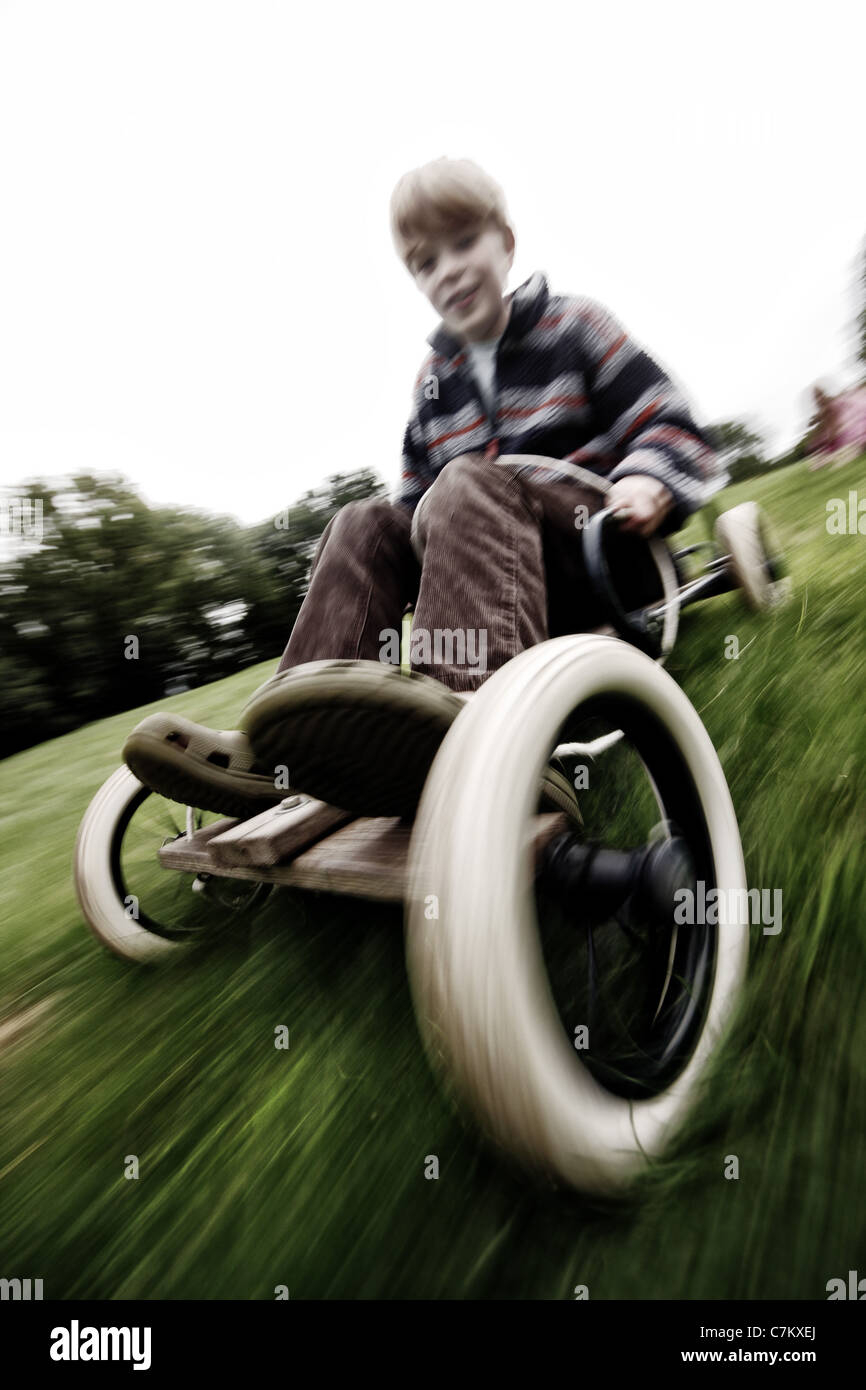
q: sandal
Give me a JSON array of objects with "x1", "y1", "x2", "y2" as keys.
[{"x1": 122, "y1": 713, "x2": 289, "y2": 818}]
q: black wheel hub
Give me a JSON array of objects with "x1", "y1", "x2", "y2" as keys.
[{"x1": 535, "y1": 694, "x2": 719, "y2": 1100}]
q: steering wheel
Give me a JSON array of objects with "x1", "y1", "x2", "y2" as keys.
[{"x1": 581, "y1": 507, "x2": 680, "y2": 660}]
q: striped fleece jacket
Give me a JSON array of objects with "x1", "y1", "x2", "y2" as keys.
[{"x1": 394, "y1": 271, "x2": 718, "y2": 533}]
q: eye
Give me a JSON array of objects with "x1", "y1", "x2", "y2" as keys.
[
  {"x1": 418, "y1": 256, "x2": 434, "y2": 273},
  {"x1": 457, "y1": 232, "x2": 477, "y2": 249}
]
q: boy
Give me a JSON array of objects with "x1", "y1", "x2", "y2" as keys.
[{"x1": 123, "y1": 156, "x2": 717, "y2": 818}]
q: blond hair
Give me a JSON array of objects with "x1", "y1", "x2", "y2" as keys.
[{"x1": 390, "y1": 157, "x2": 512, "y2": 270}]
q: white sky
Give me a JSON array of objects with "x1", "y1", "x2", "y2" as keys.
[{"x1": 1, "y1": 0, "x2": 865, "y2": 525}]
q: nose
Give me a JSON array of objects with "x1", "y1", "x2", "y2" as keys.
[{"x1": 434, "y1": 247, "x2": 468, "y2": 300}]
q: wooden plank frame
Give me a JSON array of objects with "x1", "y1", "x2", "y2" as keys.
[{"x1": 158, "y1": 808, "x2": 572, "y2": 904}]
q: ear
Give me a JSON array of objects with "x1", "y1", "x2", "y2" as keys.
[{"x1": 503, "y1": 224, "x2": 516, "y2": 269}]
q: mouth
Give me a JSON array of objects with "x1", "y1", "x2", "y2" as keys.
[{"x1": 447, "y1": 286, "x2": 479, "y2": 312}]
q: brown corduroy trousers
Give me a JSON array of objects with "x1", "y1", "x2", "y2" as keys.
[{"x1": 275, "y1": 452, "x2": 614, "y2": 694}]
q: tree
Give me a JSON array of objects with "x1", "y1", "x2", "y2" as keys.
[
  {"x1": 706, "y1": 419, "x2": 769, "y2": 484},
  {"x1": 0, "y1": 467, "x2": 388, "y2": 758},
  {"x1": 0, "y1": 474, "x2": 268, "y2": 755}
]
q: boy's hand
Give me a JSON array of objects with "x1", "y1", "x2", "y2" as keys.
[{"x1": 607, "y1": 475, "x2": 674, "y2": 537}]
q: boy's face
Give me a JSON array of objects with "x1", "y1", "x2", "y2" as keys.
[{"x1": 408, "y1": 219, "x2": 515, "y2": 343}]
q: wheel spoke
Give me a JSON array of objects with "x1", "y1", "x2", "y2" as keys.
[{"x1": 114, "y1": 790, "x2": 272, "y2": 941}]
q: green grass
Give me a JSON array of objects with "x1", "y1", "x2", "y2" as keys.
[{"x1": 1, "y1": 456, "x2": 865, "y2": 1299}]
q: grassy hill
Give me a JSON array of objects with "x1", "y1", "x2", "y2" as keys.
[{"x1": 0, "y1": 454, "x2": 864, "y2": 1298}]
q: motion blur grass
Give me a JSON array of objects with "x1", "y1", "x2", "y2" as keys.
[{"x1": 1, "y1": 456, "x2": 864, "y2": 1298}]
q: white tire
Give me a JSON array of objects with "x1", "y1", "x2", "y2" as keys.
[
  {"x1": 74, "y1": 768, "x2": 188, "y2": 962},
  {"x1": 405, "y1": 635, "x2": 749, "y2": 1194},
  {"x1": 74, "y1": 767, "x2": 269, "y2": 963},
  {"x1": 714, "y1": 501, "x2": 789, "y2": 610}
]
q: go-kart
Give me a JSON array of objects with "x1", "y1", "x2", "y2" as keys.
[{"x1": 73, "y1": 490, "x2": 787, "y2": 1194}]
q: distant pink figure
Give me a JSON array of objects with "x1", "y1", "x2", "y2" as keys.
[
  {"x1": 808, "y1": 384, "x2": 866, "y2": 468},
  {"x1": 833, "y1": 386, "x2": 866, "y2": 462}
]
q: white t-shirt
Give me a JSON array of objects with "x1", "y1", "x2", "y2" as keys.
[{"x1": 466, "y1": 337, "x2": 501, "y2": 419}]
